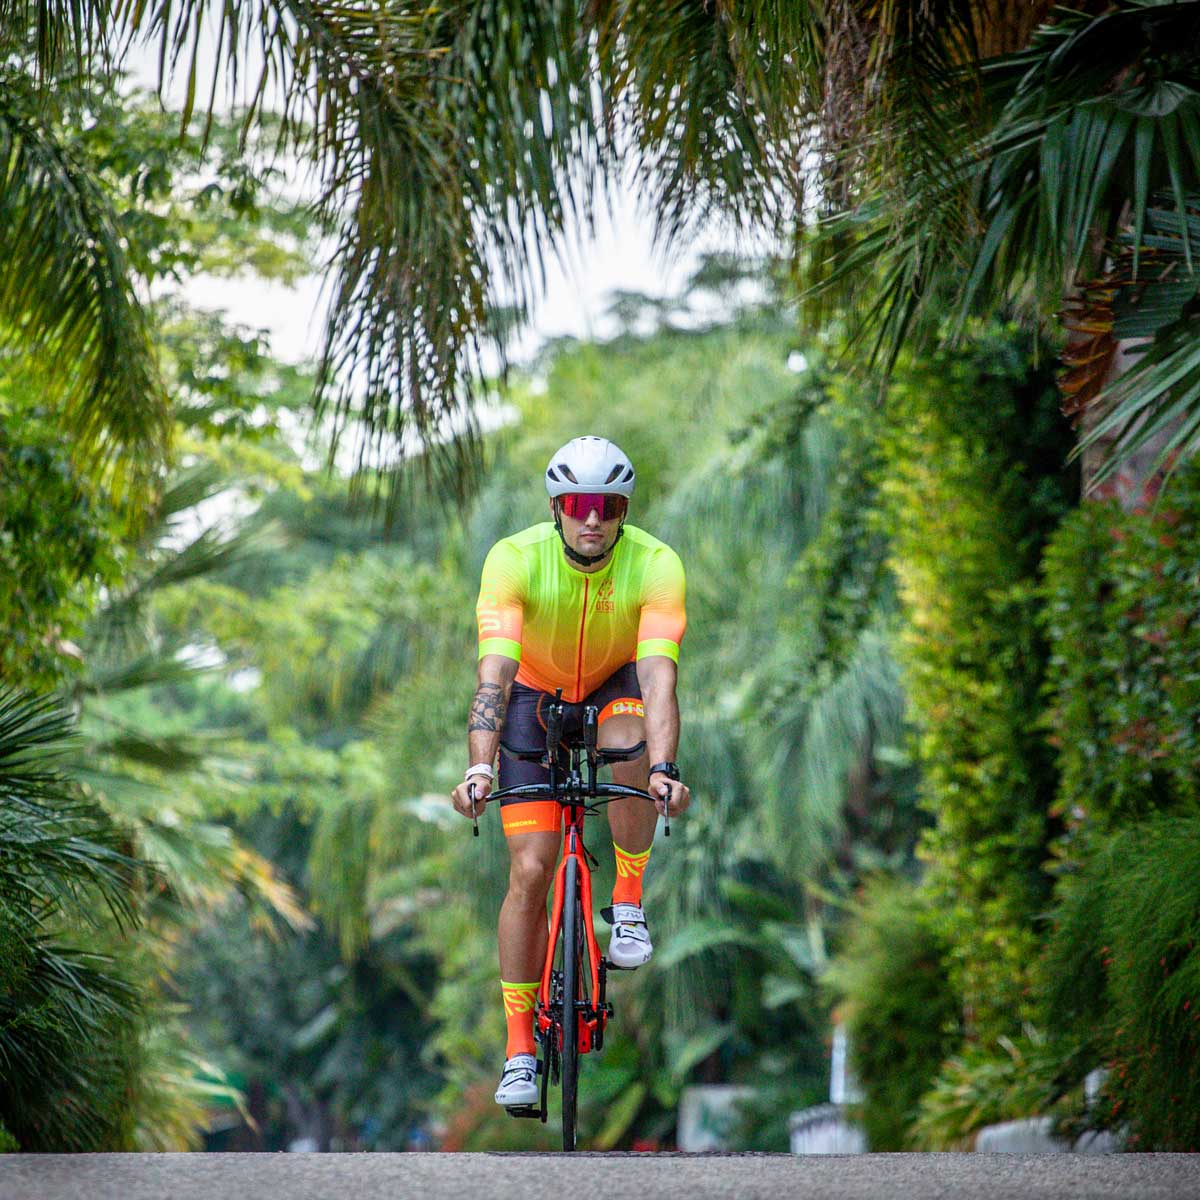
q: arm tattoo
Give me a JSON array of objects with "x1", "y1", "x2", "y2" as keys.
[{"x1": 469, "y1": 682, "x2": 507, "y2": 732}]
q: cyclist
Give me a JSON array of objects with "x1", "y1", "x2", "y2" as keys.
[{"x1": 450, "y1": 436, "x2": 690, "y2": 1109}]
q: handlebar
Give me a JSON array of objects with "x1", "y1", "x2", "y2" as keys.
[
  {"x1": 488, "y1": 782, "x2": 656, "y2": 805},
  {"x1": 468, "y1": 686, "x2": 675, "y2": 835},
  {"x1": 488, "y1": 780, "x2": 672, "y2": 834}
]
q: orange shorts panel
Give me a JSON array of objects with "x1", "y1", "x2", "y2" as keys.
[
  {"x1": 598, "y1": 697, "x2": 644, "y2": 724},
  {"x1": 501, "y1": 800, "x2": 562, "y2": 837}
]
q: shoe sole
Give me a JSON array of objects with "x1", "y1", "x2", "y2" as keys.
[{"x1": 607, "y1": 953, "x2": 652, "y2": 970}]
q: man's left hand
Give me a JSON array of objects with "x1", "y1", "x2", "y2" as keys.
[{"x1": 649, "y1": 773, "x2": 690, "y2": 818}]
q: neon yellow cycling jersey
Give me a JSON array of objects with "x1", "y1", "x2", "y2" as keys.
[{"x1": 476, "y1": 522, "x2": 686, "y2": 702}]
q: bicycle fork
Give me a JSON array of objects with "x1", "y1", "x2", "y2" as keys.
[{"x1": 509, "y1": 810, "x2": 611, "y2": 1123}]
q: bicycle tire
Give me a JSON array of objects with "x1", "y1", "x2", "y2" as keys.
[{"x1": 560, "y1": 855, "x2": 580, "y2": 1152}]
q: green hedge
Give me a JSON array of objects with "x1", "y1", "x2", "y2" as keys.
[
  {"x1": 1040, "y1": 463, "x2": 1200, "y2": 1149},
  {"x1": 826, "y1": 876, "x2": 959, "y2": 1149},
  {"x1": 1042, "y1": 467, "x2": 1200, "y2": 838},
  {"x1": 880, "y1": 326, "x2": 1075, "y2": 1040},
  {"x1": 1044, "y1": 817, "x2": 1200, "y2": 1150}
]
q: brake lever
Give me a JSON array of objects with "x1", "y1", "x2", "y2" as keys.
[
  {"x1": 469, "y1": 781, "x2": 479, "y2": 837},
  {"x1": 660, "y1": 782, "x2": 671, "y2": 838}
]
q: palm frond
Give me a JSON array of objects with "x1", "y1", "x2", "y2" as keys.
[
  {"x1": 0, "y1": 72, "x2": 167, "y2": 497},
  {"x1": 78, "y1": 650, "x2": 208, "y2": 696},
  {"x1": 603, "y1": 0, "x2": 816, "y2": 242},
  {"x1": 1073, "y1": 193, "x2": 1200, "y2": 484},
  {"x1": 806, "y1": 2, "x2": 1200, "y2": 484},
  {"x1": 0, "y1": 688, "x2": 139, "y2": 926}
]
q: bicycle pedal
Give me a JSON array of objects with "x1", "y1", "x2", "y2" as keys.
[
  {"x1": 505, "y1": 1105, "x2": 541, "y2": 1119},
  {"x1": 603, "y1": 956, "x2": 635, "y2": 971}
]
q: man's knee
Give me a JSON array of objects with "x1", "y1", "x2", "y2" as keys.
[{"x1": 507, "y1": 846, "x2": 556, "y2": 902}]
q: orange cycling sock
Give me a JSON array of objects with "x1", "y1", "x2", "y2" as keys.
[
  {"x1": 612, "y1": 842, "x2": 652, "y2": 907},
  {"x1": 501, "y1": 980, "x2": 539, "y2": 1058}
]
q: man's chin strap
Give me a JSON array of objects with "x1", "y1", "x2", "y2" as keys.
[{"x1": 554, "y1": 506, "x2": 624, "y2": 567}]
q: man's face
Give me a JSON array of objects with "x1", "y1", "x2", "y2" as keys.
[{"x1": 552, "y1": 497, "x2": 624, "y2": 560}]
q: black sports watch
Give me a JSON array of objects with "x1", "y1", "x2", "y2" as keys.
[{"x1": 649, "y1": 761, "x2": 681, "y2": 782}]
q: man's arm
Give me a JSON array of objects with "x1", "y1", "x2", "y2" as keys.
[
  {"x1": 636, "y1": 654, "x2": 690, "y2": 817},
  {"x1": 451, "y1": 654, "x2": 518, "y2": 818}
]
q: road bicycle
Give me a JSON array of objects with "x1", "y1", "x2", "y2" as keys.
[{"x1": 469, "y1": 688, "x2": 665, "y2": 1151}]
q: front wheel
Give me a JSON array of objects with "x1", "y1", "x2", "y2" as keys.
[{"x1": 560, "y1": 855, "x2": 580, "y2": 1152}]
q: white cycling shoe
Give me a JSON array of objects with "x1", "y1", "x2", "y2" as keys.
[
  {"x1": 604, "y1": 903, "x2": 654, "y2": 969},
  {"x1": 494, "y1": 1053, "x2": 539, "y2": 1107}
]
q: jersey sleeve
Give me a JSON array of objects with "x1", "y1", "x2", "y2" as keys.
[
  {"x1": 636, "y1": 546, "x2": 687, "y2": 663},
  {"x1": 476, "y1": 539, "x2": 526, "y2": 662}
]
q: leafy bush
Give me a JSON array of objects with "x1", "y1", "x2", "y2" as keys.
[
  {"x1": 1044, "y1": 816, "x2": 1200, "y2": 1151},
  {"x1": 0, "y1": 689, "x2": 142, "y2": 1150},
  {"x1": 880, "y1": 325, "x2": 1076, "y2": 1038},
  {"x1": 910, "y1": 1030, "x2": 1083, "y2": 1149},
  {"x1": 0, "y1": 401, "x2": 124, "y2": 688},
  {"x1": 1042, "y1": 464, "x2": 1200, "y2": 841},
  {"x1": 825, "y1": 876, "x2": 959, "y2": 1149}
]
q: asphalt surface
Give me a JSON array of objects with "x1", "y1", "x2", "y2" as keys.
[{"x1": 3, "y1": 1153, "x2": 1199, "y2": 1200}]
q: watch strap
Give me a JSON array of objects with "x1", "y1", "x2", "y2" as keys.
[{"x1": 649, "y1": 761, "x2": 680, "y2": 781}]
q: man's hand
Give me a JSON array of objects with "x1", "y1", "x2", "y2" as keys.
[
  {"x1": 452, "y1": 776, "x2": 492, "y2": 819},
  {"x1": 649, "y1": 772, "x2": 689, "y2": 818}
]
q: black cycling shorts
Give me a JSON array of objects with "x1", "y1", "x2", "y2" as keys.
[{"x1": 498, "y1": 661, "x2": 644, "y2": 798}]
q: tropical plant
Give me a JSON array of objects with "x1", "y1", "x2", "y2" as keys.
[
  {"x1": 0, "y1": 66, "x2": 166, "y2": 500},
  {"x1": 1041, "y1": 458, "x2": 1200, "y2": 842},
  {"x1": 0, "y1": 688, "x2": 143, "y2": 1150},
  {"x1": 825, "y1": 875, "x2": 960, "y2": 1150},
  {"x1": 1043, "y1": 816, "x2": 1200, "y2": 1151},
  {"x1": 910, "y1": 1029, "x2": 1077, "y2": 1151},
  {"x1": 805, "y1": 1, "x2": 1200, "y2": 489},
  {"x1": 0, "y1": 1, "x2": 818, "y2": 497},
  {"x1": 877, "y1": 324, "x2": 1075, "y2": 1039}
]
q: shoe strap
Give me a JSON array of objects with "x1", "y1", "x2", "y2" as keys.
[
  {"x1": 614, "y1": 921, "x2": 650, "y2": 943},
  {"x1": 609, "y1": 903, "x2": 645, "y2": 926},
  {"x1": 500, "y1": 1055, "x2": 536, "y2": 1084}
]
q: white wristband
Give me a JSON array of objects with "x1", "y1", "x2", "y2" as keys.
[{"x1": 465, "y1": 763, "x2": 494, "y2": 781}]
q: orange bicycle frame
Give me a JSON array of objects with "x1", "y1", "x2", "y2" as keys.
[{"x1": 537, "y1": 803, "x2": 606, "y2": 1053}]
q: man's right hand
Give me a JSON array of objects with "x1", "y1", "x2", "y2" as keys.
[{"x1": 452, "y1": 776, "x2": 492, "y2": 819}]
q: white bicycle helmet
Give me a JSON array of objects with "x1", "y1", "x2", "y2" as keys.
[{"x1": 545, "y1": 436, "x2": 636, "y2": 498}]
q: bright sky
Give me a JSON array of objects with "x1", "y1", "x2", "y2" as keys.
[
  {"x1": 126, "y1": 35, "x2": 760, "y2": 369},
  {"x1": 181, "y1": 185, "x2": 739, "y2": 367}
]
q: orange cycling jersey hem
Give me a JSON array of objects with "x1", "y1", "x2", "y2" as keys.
[{"x1": 501, "y1": 801, "x2": 562, "y2": 837}]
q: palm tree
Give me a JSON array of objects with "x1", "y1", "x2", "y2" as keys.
[
  {"x1": 804, "y1": 1, "x2": 1200, "y2": 494},
  {"x1": 3, "y1": 2, "x2": 814, "y2": 496},
  {"x1": 0, "y1": 688, "x2": 143, "y2": 1150},
  {"x1": 0, "y1": 66, "x2": 167, "y2": 501}
]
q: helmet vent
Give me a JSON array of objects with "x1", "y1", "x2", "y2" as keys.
[
  {"x1": 605, "y1": 465, "x2": 623, "y2": 484},
  {"x1": 557, "y1": 463, "x2": 578, "y2": 483}
]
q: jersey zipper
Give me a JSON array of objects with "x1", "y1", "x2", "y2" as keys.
[{"x1": 574, "y1": 577, "x2": 589, "y2": 701}]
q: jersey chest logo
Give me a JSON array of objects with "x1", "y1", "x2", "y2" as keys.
[{"x1": 593, "y1": 578, "x2": 615, "y2": 614}]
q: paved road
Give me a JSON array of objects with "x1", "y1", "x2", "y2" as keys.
[{"x1": 3, "y1": 1153, "x2": 1198, "y2": 1200}]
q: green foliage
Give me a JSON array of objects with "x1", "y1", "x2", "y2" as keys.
[
  {"x1": 1043, "y1": 816, "x2": 1200, "y2": 1151},
  {"x1": 0, "y1": 69, "x2": 167, "y2": 496},
  {"x1": 825, "y1": 876, "x2": 959, "y2": 1150},
  {"x1": 0, "y1": 398, "x2": 125, "y2": 688},
  {"x1": 0, "y1": 689, "x2": 144, "y2": 1150},
  {"x1": 911, "y1": 1030, "x2": 1076, "y2": 1151},
  {"x1": 879, "y1": 324, "x2": 1076, "y2": 1039},
  {"x1": 1042, "y1": 462, "x2": 1200, "y2": 838},
  {"x1": 806, "y1": 1, "x2": 1200, "y2": 481}
]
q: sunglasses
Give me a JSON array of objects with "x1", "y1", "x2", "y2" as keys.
[{"x1": 557, "y1": 493, "x2": 629, "y2": 521}]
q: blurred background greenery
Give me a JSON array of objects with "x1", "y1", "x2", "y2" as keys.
[{"x1": 4, "y1": 0, "x2": 1200, "y2": 1158}]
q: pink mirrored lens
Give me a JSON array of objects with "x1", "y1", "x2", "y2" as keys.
[{"x1": 559, "y1": 493, "x2": 627, "y2": 520}]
